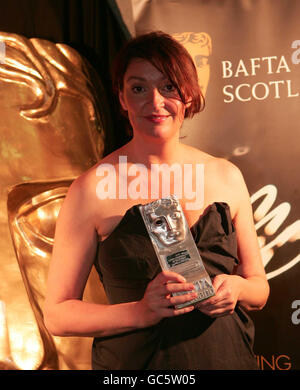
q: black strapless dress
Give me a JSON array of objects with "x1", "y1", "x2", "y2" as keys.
[{"x1": 92, "y1": 202, "x2": 258, "y2": 370}]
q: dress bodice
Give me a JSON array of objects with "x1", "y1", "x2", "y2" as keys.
[{"x1": 92, "y1": 202, "x2": 258, "y2": 370}]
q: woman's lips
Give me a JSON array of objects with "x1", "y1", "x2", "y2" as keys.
[{"x1": 144, "y1": 115, "x2": 170, "y2": 123}]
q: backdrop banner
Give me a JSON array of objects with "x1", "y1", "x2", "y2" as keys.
[{"x1": 120, "y1": 0, "x2": 300, "y2": 370}]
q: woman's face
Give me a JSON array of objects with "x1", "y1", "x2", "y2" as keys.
[{"x1": 119, "y1": 58, "x2": 189, "y2": 141}]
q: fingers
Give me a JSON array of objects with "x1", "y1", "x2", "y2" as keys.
[
  {"x1": 154, "y1": 270, "x2": 187, "y2": 285},
  {"x1": 141, "y1": 270, "x2": 197, "y2": 324},
  {"x1": 150, "y1": 270, "x2": 196, "y2": 299},
  {"x1": 211, "y1": 274, "x2": 226, "y2": 292},
  {"x1": 196, "y1": 277, "x2": 236, "y2": 317},
  {"x1": 163, "y1": 280, "x2": 195, "y2": 296},
  {"x1": 197, "y1": 298, "x2": 235, "y2": 317},
  {"x1": 160, "y1": 304, "x2": 195, "y2": 318},
  {"x1": 164, "y1": 290, "x2": 198, "y2": 307}
]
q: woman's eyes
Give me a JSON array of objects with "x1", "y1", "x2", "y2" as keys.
[
  {"x1": 132, "y1": 85, "x2": 145, "y2": 93},
  {"x1": 131, "y1": 83, "x2": 177, "y2": 94},
  {"x1": 162, "y1": 84, "x2": 176, "y2": 92}
]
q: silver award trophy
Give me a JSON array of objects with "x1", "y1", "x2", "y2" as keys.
[{"x1": 139, "y1": 195, "x2": 215, "y2": 309}]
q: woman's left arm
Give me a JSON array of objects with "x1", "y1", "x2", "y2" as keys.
[
  {"x1": 230, "y1": 164, "x2": 270, "y2": 311},
  {"x1": 197, "y1": 162, "x2": 270, "y2": 317}
]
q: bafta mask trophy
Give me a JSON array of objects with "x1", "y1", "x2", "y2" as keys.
[
  {"x1": 0, "y1": 31, "x2": 108, "y2": 369},
  {"x1": 139, "y1": 195, "x2": 215, "y2": 309}
]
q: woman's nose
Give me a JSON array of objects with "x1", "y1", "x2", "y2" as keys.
[{"x1": 149, "y1": 88, "x2": 165, "y2": 108}]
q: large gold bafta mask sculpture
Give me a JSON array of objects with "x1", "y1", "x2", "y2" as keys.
[
  {"x1": 0, "y1": 31, "x2": 109, "y2": 369},
  {"x1": 172, "y1": 32, "x2": 212, "y2": 97}
]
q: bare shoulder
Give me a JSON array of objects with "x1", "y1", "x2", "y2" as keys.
[
  {"x1": 182, "y1": 144, "x2": 244, "y2": 179},
  {"x1": 63, "y1": 146, "x2": 127, "y2": 227},
  {"x1": 209, "y1": 157, "x2": 245, "y2": 183},
  {"x1": 69, "y1": 145, "x2": 125, "y2": 197},
  {"x1": 61, "y1": 159, "x2": 108, "y2": 221},
  {"x1": 211, "y1": 158, "x2": 252, "y2": 221},
  {"x1": 181, "y1": 143, "x2": 214, "y2": 164},
  {"x1": 184, "y1": 146, "x2": 249, "y2": 219}
]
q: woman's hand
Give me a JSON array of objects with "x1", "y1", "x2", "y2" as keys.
[
  {"x1": 137, "y1": 270, "x2": 197, "y2": 328},
  {"x1": 196, "y1": 274, "x2": 242, "y2": 317}
]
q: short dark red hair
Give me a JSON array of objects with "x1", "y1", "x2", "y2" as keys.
[{"x1": 112, "y1": 31, "x2": 205, "y2": 119}]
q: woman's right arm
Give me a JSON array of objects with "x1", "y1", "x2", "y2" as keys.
[{"x1": 43, "y1": 176, "x2": 196, "y2": 338}]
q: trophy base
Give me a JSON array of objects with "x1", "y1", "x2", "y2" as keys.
[{"x1": 173, "y1": 276, "x2": 215, "y2": 309}]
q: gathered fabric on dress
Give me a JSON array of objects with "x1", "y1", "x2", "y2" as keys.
[{"x1": 92, "y1": 202, "x2": 258, "y2": 370}]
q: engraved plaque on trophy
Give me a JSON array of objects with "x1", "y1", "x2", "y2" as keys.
[{"x1": 139, "y1": 195, "x2": 215, "y2": 309}]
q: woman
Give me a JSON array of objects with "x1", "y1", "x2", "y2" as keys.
[{"x1": 44, "y1": 31, "x2": 269, "y2": 370}]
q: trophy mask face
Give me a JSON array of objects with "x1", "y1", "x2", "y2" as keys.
[{"x1": 146, "y1": 199, "x2": 186, "y2": 246}]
